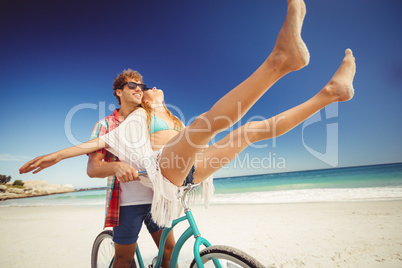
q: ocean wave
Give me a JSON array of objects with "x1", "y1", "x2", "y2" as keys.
[
  {"x1": 0, "y1": 198, "x2": 105, "y2": 207},
  {"x1": 2, "y1": 186, "x2": 402, "y2": 207},
  {"x1": 210, "y1": 187, "x2": 402, "y2": 204}
]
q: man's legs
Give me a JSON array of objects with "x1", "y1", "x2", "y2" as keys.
[
  {"x1": 113, "y1": 233, "x2": 176, "y2": 268},
  {"x1": 112, "y1": 205, "x2": 153, "y2": 268},
  {"x1": 113, "y1": 243, "x2": 136, "y2": 268},
  {"x1": 145, "y1": 206, "x2": 176, "y2": 268},
  {"x1": 150, "y1": 229, "x2": 177, "y2": 268}
]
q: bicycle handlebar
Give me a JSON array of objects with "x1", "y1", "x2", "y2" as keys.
[{"x1": 138, "y1": 170, "x2": 200, "y2": 210}]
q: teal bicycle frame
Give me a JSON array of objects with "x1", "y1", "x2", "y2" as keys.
[
  {"x1": 98, "y1": 181, "x2": 262, "y2": 268},
  {"x1": 134, "y1": 184, "x2": 219, "y2": 268},
  {"x1": 96, "y1": 173, "x2": 262, "y2": 268}
]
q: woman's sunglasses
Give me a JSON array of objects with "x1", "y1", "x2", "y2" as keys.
[{"x1": 121, "y1": 82, "x2": 151, "y2": 91}]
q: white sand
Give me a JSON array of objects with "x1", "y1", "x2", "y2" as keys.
[{"x1": 1, "y1": 201, "x2": 402, "y2": 267}]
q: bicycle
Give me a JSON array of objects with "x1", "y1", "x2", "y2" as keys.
[{"x1": 91, "y1": 182, "x2": 265, "y2": 268}]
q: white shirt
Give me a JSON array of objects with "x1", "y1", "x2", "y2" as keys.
[{"x1": 100, "y1": 108, "x2": 214, "y2": 227}]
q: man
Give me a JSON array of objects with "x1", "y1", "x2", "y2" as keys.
[{"x1": 87, "y1": 69, "x2": 176, "y2": 268}]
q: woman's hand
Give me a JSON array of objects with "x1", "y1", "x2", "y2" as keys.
[{"x1": 19, "y1": 152, "x2": 62, "y2": 174}]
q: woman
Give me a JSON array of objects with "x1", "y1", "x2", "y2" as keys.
[{"x1": 19, "y1": 0, "x2": 356, "y2": 226}]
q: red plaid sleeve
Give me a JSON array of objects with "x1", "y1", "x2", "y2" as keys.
[{"x1": 89, "y1": 112, "x2": 122, "y2": 228}]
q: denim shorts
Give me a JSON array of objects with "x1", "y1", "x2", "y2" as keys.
[
  {"x1": 112, "y1": 204, "x2": 162, "y2": 245},
  {"x1": 182, "y1": 165, "x2": 196, "y2": 186}
]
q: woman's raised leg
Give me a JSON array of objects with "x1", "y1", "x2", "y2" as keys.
[
  {"x1": 160, "y1": 0, "x2": 310, "y2": 186},
  {"x1": 194, "y1": 49, "x2": 356, "y2": 181}
]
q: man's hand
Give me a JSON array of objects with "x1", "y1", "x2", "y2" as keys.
[{"x1": 114, "y1": 162, "x2": 141, "y2": 182}]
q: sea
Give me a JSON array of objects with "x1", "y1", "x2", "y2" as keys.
[{"x1": 1, "y1": 163, "x2": 402, "y2": 207}]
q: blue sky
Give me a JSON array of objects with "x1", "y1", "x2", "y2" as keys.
[{"x1": 1, "y1": 0, "x2": 401, "y2": 189}]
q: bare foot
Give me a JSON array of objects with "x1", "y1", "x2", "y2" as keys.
[
  {"x1": 322, "y1": 49, "x2": 356, "y2": 102},
  {"x1": 271, "y1": 0, "x2": 310, "y2": 72}
]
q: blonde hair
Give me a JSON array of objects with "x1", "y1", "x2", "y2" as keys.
[{"x1": 142, "y1": 101, "x2": 184, "y2": 134}]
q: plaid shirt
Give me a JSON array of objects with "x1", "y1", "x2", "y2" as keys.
[{"x1": 90, "y1": 109, "x2": 123, "y2": 228}]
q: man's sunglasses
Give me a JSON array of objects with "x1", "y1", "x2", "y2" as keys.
[{"x1": 121, "y1": 82, "x2": 151, "y2": 91}]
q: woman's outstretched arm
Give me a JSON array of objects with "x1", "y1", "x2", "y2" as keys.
[{"x1": 19, "y1": 137, "x2": 107, "y2": 174}]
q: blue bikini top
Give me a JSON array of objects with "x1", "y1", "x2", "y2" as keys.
[{"x1": 150, "y1": 114, "x2": 181, "y2": 134}]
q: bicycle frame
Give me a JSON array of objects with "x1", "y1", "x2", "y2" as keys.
[
  {"x1": 94, "y1": 176, "x2": 261, "y2": 268},
  {"x1": 134, "y1": 185, "x2": 215, "y2": 268}
]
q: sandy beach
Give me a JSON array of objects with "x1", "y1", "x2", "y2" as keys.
[{"x1": 1, "y1": 201, "x2": 401, "y2": 267}]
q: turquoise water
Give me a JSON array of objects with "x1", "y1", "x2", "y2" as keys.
[
  {"x1": 0, "y1": 189, "x2": 107, "y2": 207},
  {"x1": 1, "y1": 163, "x2": 402, "y2": 206},
  {"x1": 211, "y1": 163, "x2": 402, "y2": 204},
  {"x1": 214, "y1": 163, "x2": 402, "y2": 194}
]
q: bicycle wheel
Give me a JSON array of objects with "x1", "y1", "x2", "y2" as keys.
[
  {"x1": 91, "y1": 230, "x2": 137, "y2": 268},
  {"x1": 190, "y1": 245, "x2": 265, "y2": 268},
  {"x1": 91, "y1": 230, "x2": 115, "y2": 268}
]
